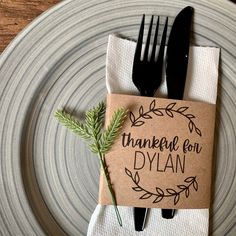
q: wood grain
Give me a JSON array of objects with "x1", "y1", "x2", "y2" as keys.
[{"x1": 0, "y1": 0, "x2": 60, "y2": 52}]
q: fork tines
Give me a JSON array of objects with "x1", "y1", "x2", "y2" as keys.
[{"x1": 134, "y1": 14, "x2": 168, "y2": 63}]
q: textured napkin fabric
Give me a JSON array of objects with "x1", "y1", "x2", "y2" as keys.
[{"x1": 87, "y1": 35, "x2": 220, "y2": 236}]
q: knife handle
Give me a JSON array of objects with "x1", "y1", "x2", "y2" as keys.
[{"x1": 161, "y1": 209, "x2": 175, "y2": 219}]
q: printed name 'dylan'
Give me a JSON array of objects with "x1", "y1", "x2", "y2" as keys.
[{"x1": 133, "y1": 151, "x2": 186, "y2": 173}]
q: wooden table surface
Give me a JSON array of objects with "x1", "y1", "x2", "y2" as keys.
[
  {"x1": 0, "y1": 0, "x2": 235, "y2": 53},
  {"x1": 0, "y1": 0, "x2": 60, "y2": 53}
]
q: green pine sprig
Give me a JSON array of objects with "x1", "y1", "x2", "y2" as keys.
[
  {"x1": 55, "y1": 110, "x2": 91, "y2": 140},
  {"x1": 99, "y1": 108, "x2": 127, "y2": 154},
  {"x1": 54, "y1": 101, "x2": 127, "y2": 226}
]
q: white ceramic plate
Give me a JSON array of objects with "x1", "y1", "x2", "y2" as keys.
[{"x1": 0, "y1": 0, "x2": 235, "y2": 235}]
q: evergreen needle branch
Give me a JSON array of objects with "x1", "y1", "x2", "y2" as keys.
[
  {"x1": 55, "y1": 102, "x2": 127, "y2": 226},
  {"x1": 54, "y1": 110, "x2": 91, "y2": 140},
  {"x1": 100, "y1": 108, "x2": 127, "y2": 154}
]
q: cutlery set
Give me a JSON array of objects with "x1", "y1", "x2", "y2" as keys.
[{"x1": 132, "y1": 6, "x2": 193, "y2": 231}]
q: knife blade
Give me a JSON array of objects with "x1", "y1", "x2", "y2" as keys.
[
  {"x1": 162, "y1": 6, "x2": 193, "y2": 219},
  {"x1": 166, "y1": 6, "x2": 193, "y2": 100}
]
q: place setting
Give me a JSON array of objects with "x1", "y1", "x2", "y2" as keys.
[{"x1": 0, "y1": 1, "x2": 235, "y2": 235}]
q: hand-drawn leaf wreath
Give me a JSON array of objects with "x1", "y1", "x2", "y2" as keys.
[
  {"x1": 130, "y1": 99, "x2": 202, "y2": 137},
  {"x1": 125, "y1": 168, "x2": 198, "y2": 205}
]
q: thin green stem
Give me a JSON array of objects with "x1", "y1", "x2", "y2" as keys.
[
  {"x1": 91, "y1": 130, "x2": 122, "y2": 226},
  {"x1": 98, "y1": 152, "x2": 122, "y2": 226}
]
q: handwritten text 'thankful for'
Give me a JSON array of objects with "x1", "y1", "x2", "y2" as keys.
[{"x1": 121, "y1": 133, "x2": 202, "y2": 154}]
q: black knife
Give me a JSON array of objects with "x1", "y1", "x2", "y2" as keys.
[{"x1": 162, "y1": 6, "x2": 194, "y2": 219}]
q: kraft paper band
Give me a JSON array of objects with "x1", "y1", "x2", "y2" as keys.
[{"x1": 99, "y1": 94, "x2": 216, "y2": 209}]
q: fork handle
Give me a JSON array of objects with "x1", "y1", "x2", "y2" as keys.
[
  {"x1": 134, "y1": 207, "x2": 148, "y2": 231},
  {"x1": 133, "y1": 91, "x2": 152, "y2": 231}
]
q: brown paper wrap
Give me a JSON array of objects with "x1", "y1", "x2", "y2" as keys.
[{"x1": 99, "y1": 94, "x2": 216, "y2": 209}]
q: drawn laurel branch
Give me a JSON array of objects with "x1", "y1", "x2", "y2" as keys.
[
  {"x1": 129, "y1": 100, "x2": 202, "y2": 137},
  {"x1": 125, "y1": 168, "x2": 198, "y2": 205}
]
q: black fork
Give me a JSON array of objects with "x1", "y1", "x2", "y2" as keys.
[
  {"x1": 133, "y1": 15, "x2": 168, "y2": 97},
  {"x1": 132, "y1": 14, "x2": 168, "y2": 231}
]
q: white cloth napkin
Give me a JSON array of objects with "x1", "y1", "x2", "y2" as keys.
[{"x1": 87, "y1": 35, "x2": 220, "y2": 236}]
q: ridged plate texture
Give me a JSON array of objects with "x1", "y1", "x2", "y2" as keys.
[{"x1": 0, "y1": 0, "x2": 235, "y2": 235}]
